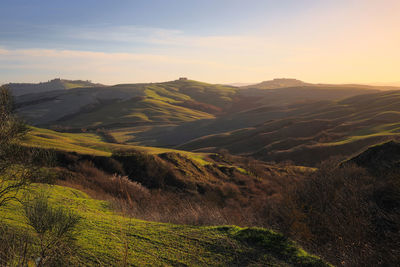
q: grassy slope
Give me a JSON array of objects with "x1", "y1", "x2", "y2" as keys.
[
  {"x1": 56, "y1": 98, "x2": 215, "y2": 129},
  {"x1": 118, "y1": 86, "x2": 383, "y2": 148},
  {"x1": 16, "y1": 79, "x2": 385, "y2": 149},
  {"x1": 61, "y1": 79, "x2": 103, "y2": 89},
  {"x1": 0, "y1": 184, "x2": 329, "y2": 266},
  {"x1": 178, "y1": 90, "x2": 400, "y2": 165},
  {"x1": 22, "y1": 127, "x2": 210, "y2": 165},
  {"x1": 16, "y1": 80, "x2": 235, "y2": 130},
  {"x1": 7, "y1": 79, "x2": 103, "y2": 97}
]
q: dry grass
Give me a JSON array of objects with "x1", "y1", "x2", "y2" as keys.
[{"x1": 39, "y1": 149, "x2": 400, "y2": 266}]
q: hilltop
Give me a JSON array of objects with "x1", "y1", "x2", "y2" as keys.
[
  {"x1": 5, "y1": 78, "x2": 104, "y2": 96},
  {"x1": 2, "y1": 81, "x2": 400, "y2": 265},
  {"x1": 241, "y1": 78, "x2": 309, "y2": 89},
  {"x1": 10, "y1": 78, "x2": 400, "y2": 166},
  {"x1": 14, "y1": 79, "x2": 235, "y2": 128},
  {"x1": 12, "y1": 78, "x2": 384, "y2": 147},
  {"x1": 242, "y1": 78, "x2": 400, "y2": 91}
]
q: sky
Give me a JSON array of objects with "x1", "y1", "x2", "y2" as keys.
[{"x1": 0, "y1": 0, "x2": 399, "y2": 85}]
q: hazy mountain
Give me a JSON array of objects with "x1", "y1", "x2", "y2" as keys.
[
  {"x1": 242, "y1": 78, "x2": 400, "y2": 91},
  {"x1": 368, "y1": 81, "x2": 400, "y2": 87},
  {"x1": 225, "y1": 82, "x2": 257, "y2": 87}
]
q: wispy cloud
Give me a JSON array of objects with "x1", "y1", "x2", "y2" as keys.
[
  {"x1": 61, "y1": 24, "x2": 279, "y2": 52},
  {"x1": 0, "y1": 47, "x2": 270, "y2": 84}
]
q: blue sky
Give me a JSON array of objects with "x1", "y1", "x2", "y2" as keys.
[
  {"x1": 1, "y1": 0, "x2": 399, "y2": 84},
  {"x1": 0, "y1": 0, "x2": 311, "y2": 50}
]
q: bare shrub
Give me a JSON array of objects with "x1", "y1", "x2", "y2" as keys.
[
  {"x1": 23, "y1": 193, "x2": 81, "y2": 266},
  {"x1": 0, "y1": 87, "x2": 41, "y2": 208},
  {"x1": 0, "y1": 224, "x2": 33, "y2": 266},
  {"x1": 267, "y1": 160, "x2": 400, "y2": 266},
  {"x1": 72, "y1": 161, "x2": 150, "y2": 202}
]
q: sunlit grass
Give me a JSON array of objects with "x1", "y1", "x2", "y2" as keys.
[
  {"x1": 0, "y1": 183, "x2": 329, "y2": 266},
  {"x1": 21, "y1": 127, "x2": 211, "y2": 165}
]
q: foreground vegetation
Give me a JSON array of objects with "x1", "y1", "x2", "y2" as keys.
[{"x1": 0, "y1": 184, "x2": 328, "y2": 266}]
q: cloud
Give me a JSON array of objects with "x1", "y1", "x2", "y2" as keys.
[
  {"x1": 1, "y1": 10, "x2": 399, "y2": 86},
  {"x1": 0, "y1": 47, "x2": 269, "y2": 84},
  {"x1": 60, "y1": 24, "x2": 283, "y2": 52}
]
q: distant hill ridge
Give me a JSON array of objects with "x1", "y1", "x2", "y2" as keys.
[
  {"x1": 242, "y1": 78, "x2": 400, "y2": 91},
  {"x1": 9, "y1": 77, "x2": 400, "y2": 167},
  {"x1": 241, "y1": 78, "x2": 309, "y2": 89},
  {"x1": 5, "y1": 78, "x2": 104, "y2": 96}
]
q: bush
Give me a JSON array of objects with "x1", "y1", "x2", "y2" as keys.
[
  {"x1": 0, "y1": 224, "x2": 33, "y2": 266},
  {"x1": 23, "y1": 194, "x2": 81, "y2": 266},
  {"x1": 0, "y1": 87, "x2": 35, "y2": 208},
  {"x1": 268, "y1": 160, "x2": 400, "y2": 266}
]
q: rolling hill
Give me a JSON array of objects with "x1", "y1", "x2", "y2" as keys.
[
  {"x1": 5, "y1": 78, "x2": 104, "y2": 96},
  {"x1": 0, "y1": 183, "x2": 328, "y2": 266},
  {"x1": 14, "y1": 79, "x2": 236, "y2": 128},
  {"x1": 11, "y1": 78, "x2": 399, "y2": 167},
  {"x1": 1, "y1": 122, "x2": 329, "y2": 266},
  {"x1": 241, "y1": 78, "x2": 310, "y2": 89},
  {"x1": 242, "y1": 78, "x2": 399, "y2": 91},
  {"x1": 4, "y1": 78, "x2": 400, "y2": 265},
  {"x1": 177, "y1": 90, "x2": 400, "y2": 165},
  {"x1": 13, "y1": 78, "x2": 382, "y2": 129}
]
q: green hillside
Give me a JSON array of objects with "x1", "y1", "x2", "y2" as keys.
[
  {"x1": 91, "y1": 82, "x2": 382, "y2": 146},
  {"x1": 178, "y1": 90, "x2": 400, "y2": 165},
  {"x1": 54, "y1": 98, "x2": 214, "y2": 129},
  {"x1": 6, "y1": 78, "x2": 103, "y2": 96},
  {"x1": 15, "y1": 79, "x2": 235, "y2": 129},
  {"x1": 22, "y1": 126, "x2": 210, "y2": 165},
  {"x1": 0, "y1": 184, "x2": 328, "y2": 266},
  {"x1": 12, "y1": 79, "x2": 399, "y2": 167},
  {"x1": 14, "y1": 79, "x2": 381, "y2": 132}
]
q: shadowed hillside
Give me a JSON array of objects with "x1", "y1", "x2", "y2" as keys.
[
  {"x1": 11, "y1": 79, "x2": 399, "y2": 167},
  {"x1": 14, "y1": 79, "x2": 235, "y2": 128},
  {"x1": 4, "y1": 83, "x2": 399, "y2": 265},
  {"x1": 348, "y1": 140, "x2": 400, "y2": 174},
  {"x1": 178, "y1": 90, "x2": 400, "y2": 166}
]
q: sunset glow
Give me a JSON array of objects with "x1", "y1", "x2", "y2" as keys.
[{"x1": 1, "y1": 0, "x2": 399, "y2": 84}]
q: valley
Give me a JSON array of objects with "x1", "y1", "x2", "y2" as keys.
[
  {"x1": 13, "y1": 78, "x2": 400, "y2": 166},
  {"x1": 1, "y1": 78, "x2": 400, "y2": 266},
  {"x1": 2, "y1": 1, "x2": 399, "y2": 265}
]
